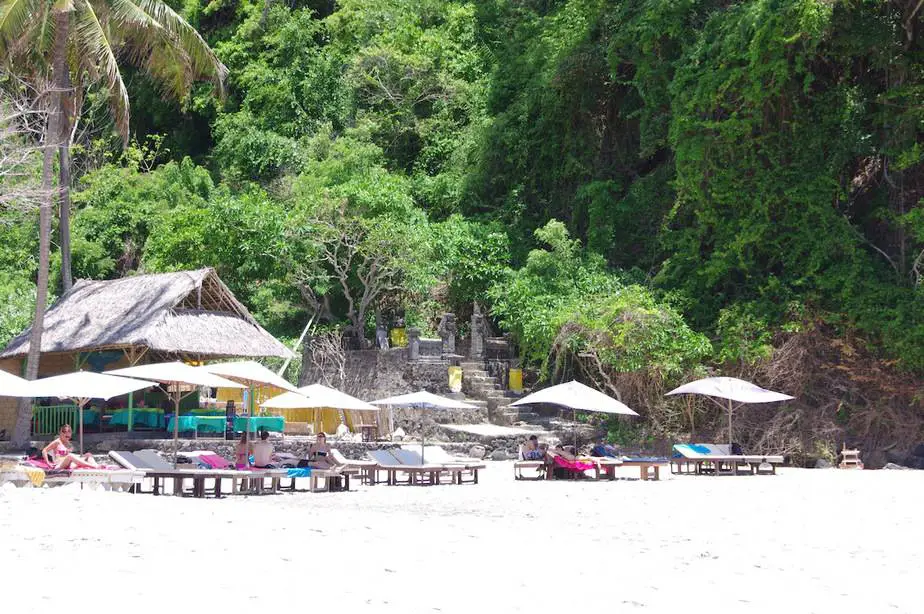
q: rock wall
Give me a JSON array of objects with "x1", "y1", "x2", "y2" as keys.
[{"x1": 299, "y1": 347, "x2": 488, "y2": 433}]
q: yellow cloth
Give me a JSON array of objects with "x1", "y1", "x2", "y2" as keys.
[{"x1": 20, "y1": 466, "x2": 45, "y2": 487}]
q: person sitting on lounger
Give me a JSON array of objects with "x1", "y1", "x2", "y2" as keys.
[
  {"x1": 251, "y1": 428, "x2": 275, "y2": 468},
  {"x1": 522, "y1": 435, "x2": 544, "y2": 460},
  {"x1": 235, "y1": 431, "x2": 251, "y2": 469},
  {"x1": 305, "y1": 432, "x2": 336, "y2": 469},
  {"x1": 42, "y1": 424, "x2": 99, "y2": 469}
]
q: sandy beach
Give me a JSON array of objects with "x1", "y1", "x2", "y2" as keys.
[{"x1": 2, "y1": 463, "x2": 921, "y2": 612}]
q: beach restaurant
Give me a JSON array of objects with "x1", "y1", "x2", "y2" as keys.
[{"x1": 0, "y1": 268, "x2": 293, "y2": 438}]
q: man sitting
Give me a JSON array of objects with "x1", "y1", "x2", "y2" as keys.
[
  {"x1": 251, "y1": 428, "x2": 276, "y2": 468},
  {"x1": 522, "y1": 435, "x2": 544, "y2": 460}
]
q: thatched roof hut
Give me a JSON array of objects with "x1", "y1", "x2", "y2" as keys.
[{"x1": 0, "y1": 268, "x2": 293, "y2": 361}]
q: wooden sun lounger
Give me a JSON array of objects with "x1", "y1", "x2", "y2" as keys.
[
  {"x1": 1, "y1": 464, "x2": 144, "y2": 491},
  {"x1": 422, "y1": 446, "x2": 485, "y2": 484},
  {"x1": 111, "y1": 450, "x2": 277, "y2": 497},
  {"x1": 367, "y1": 450, "x2": 445, "y2": 486},
  {"x1": 331, "y1": 449, "x2": 377, "y2": 485},
  {"x1": 670, "y1": 444, "x2": 784, "y2": 476}
]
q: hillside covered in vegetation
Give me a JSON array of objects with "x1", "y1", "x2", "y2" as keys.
[{"x1": 1, "y1": 0, "x2": 922, "y2": 461}]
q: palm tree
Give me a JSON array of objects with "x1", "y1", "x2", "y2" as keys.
[{"x1": 0, "y1": 1, "x2": 227, "y2": 446}]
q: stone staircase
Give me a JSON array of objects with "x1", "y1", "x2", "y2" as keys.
[{"x1": 459, "y1": 361, "x2": 537, "y2": 425}]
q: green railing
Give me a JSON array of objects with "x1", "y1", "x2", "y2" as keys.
[{"x1": 32, "y1": 405, "x2": 80, "y2": 437}]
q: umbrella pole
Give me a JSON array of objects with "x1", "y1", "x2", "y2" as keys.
[
  {"x1": 78, "y1": 400, "x2": 85, "y2": 455},
  {"x1": 173, "y1": 386, "x2": 180, "y2": 469},
  {"x1": 573, "y1": 409, "x2": 577, "y2": 452},
  {"x1": 728, "y1": 398, "x2": 733, "y2": 447}
]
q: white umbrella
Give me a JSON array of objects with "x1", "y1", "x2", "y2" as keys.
[
  {"x1": 200, "y1": 360, "x2": 298, "y2": 414},
  {"x1": 28, "y1": 371, "x2": 156, "y2": 453},
  {"x1": 263, "y1": 384, "x2": 379, "y2": 411},
  {"x1": 510, "y1": 380, "x2": 638, "y2": 415},
  {"x1": 0, "y1": 369, "x2": 35, "y2": 397},
  {"x1": 510, "y1": 380, "x2": 638, "y2": 450},
  {"x1": 370, "y1": 391, "x2": 478, "y2": 462},
  {"x1": 107, "y1": 361, "x2": 245, "y2": 466},
  {"x1": 262, "y1": 384, "x2": 380, "y2": 439},
  {"x1": 370, "y1": 390, "x2": 478, "y2": 410},
  {"x1": 665, "y1": 376, "x2": 794, "y2": 445}
]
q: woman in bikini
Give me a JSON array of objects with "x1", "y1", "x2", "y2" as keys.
[
  {"x1": 305, "y1": 432, "x2": 337, "y2": 469},
  {"x1": 234, "y1": 431, "x2": 251, "y2": 469},
  {"x1": 41, "y1": 424, "x2": 99, "y2": 469}
]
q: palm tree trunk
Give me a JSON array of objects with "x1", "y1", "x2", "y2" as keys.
[
  {"x1": 10, "y1": 13, "x2": 69, "y2": 447},
  {"x1": 10, "y1": 121, "x2": 56, "y2": 447},
  {"x1": 55, "y1": 11, "x2": 74, "y2": 292}
]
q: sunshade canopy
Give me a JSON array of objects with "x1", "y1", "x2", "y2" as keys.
[
  {"x1": 107, "y1": 361, "x2": 244, "y2": 389},
  {"x1": 262, "y1": 384, "x2": 379, "y2": 411},
  {"x1": 28, "y1": 371, "x2": 156, "y2": 401},
  {"x1": 0, "y1": 369, "x2": 36, "y2": 397},
  {"x1": 665, "y1": 377, "x2": 794, "y2": 404},
  {"x1": 199, "y1": 360, "x2": 297, "y2": 392},
  {"x1": 370, "y1": 390, "x2": 478, "y2": 410},
  {"x1": 510, "y1": 380, "x2": 638, "y2": 416}
]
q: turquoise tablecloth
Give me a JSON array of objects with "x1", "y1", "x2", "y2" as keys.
[
  {"x1": 196, "y1": 416, "x2": 227, "y2": 433},
  {"x1": 110, "y1": 410, "x2": 164, "y2": 429},
  {"x1": 233, "y1": 416, "x2": 285, "y2": 433},
  {"x1": 167, "y1": 415, "x2": 200, "y2": 433},
  {"x1": 166, "y1": 415, "x2": 227, "y2": 434}
]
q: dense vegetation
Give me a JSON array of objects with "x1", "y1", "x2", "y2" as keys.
[{"x1": 2, "y1": 0, "x2": 922, "y2": 457}]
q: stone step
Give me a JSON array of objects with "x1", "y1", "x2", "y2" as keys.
[{"x1": 459, "y1": 362, "x2": 487, "y2": 370}]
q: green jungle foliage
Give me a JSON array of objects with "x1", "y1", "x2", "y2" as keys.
[{"x1": 2, "y1": 0, "x2": 923, "y2": 388}]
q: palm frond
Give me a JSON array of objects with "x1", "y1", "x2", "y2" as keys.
[
  {"x1": 132, "y1": 0, "x2": 227, "y2": 96},
  {"x1": 74, "y1": 0, "x2": 129, "y2": 140},
  {"x1": 108, "y1": 0, "x2": 162, "y2": 31},
  {"x1": 0, "y1": 0, "x2": 38, "y2": 57}
]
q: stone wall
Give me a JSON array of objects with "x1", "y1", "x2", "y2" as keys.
[{"x1": 299, "y1": 346, "x2": 488, "y2": 434}]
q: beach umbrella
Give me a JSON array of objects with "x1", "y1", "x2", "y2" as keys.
[
  {"x1": 370, "y1": 391, "x2": 478, "y2": 462},
  {"x1": 665, "y1": 376, "x2": 794, "y2": 445},
  {"x1": 28, "y1": 371, "x2": 157, "y2": 453},
  {"x1": 262, "y1": 384, "x2": 380, "y2": 435},
  {"x1": 199, "y1": 361, "x2": 298, "y2": 413},
  {"x1": 0, "y1": 369, "x2": 35, "y2": 397},
  {"x1": 107, "y1": 361, "x2": 245, "y2": 467},
  {"x1": 510, "y1": 380, "x2": 638, "y2": 450}
]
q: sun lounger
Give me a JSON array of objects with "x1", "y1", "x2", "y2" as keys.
[
  {"x1": 331, "y1": 449, "x2": 376, "y2": 485},
  {"x1": 367, "y1": 449, "x2": 443, "y2": 486},
  {"x1": 178, "y1": 450, "x2": 289, "y2": 493},
  {"x1": 546, "y1": 452, "x2": 597, "y2": 480},
  {"x1": 422, "y1": 446, "x2": 485, "y2": 484},
  {"x1": 514, "y1": 444, "x2": 547, "y2": 480},
  {"x1": 19, "y1": 458, "x2": 143, "y2": 491},
  {"x1": 111, "y1": 450, "x2": 238, "y2": 497},
  {"x1": 391, "y1": 448, "x2": 471, "y2": 485},
  {"x1": 671, "y1": 444, "x2": 784, "y2": 476}
]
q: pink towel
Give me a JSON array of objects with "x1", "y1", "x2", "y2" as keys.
[
  {"x1": 553, "y1": 456, "x2": 595, "y2": 472},
  {"x1": 201, "y1": 454, "x2": 231, "y2": 469}
]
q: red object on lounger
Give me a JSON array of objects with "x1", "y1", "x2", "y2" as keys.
[
  {"x1": 199, "y1": 453, "x2": 231, "y2": 469},
  {"x1": 552, "y1": 456, "x2": 595, "y2": 472}
]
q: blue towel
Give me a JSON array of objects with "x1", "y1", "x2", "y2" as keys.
[
  {"x1": 690, "y1": 444, "x2": 712, "y2": 454},
  {"x1": 286, "y1": 468, "x2": 311, "y2": 478}
]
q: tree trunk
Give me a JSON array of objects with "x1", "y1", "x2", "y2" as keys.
[
  {"x1": 55, "y1": 11, "x2": 74, "y2": 292},
  {"x1": 10, "y1": 12, "x2": 68, "y2": 447},
  {"x1": 11, "y1": 124, "x2": 56, "y2": 447},
  {"x1": 58, "y1": 144, "x2": 72, "y2": 291}
]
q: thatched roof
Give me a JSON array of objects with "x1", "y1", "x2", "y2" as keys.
[{"x1": 1, "y1": 268, "x2": 293, "y2": 360}]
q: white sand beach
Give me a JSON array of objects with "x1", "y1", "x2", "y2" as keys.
[{"x1": 2, "y1": 463, "x2": 922, "y2": 613}]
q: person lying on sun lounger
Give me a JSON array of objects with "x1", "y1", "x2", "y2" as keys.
[{"x1": 42, "y1": 424, "x2": 99, "y2": 469}]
